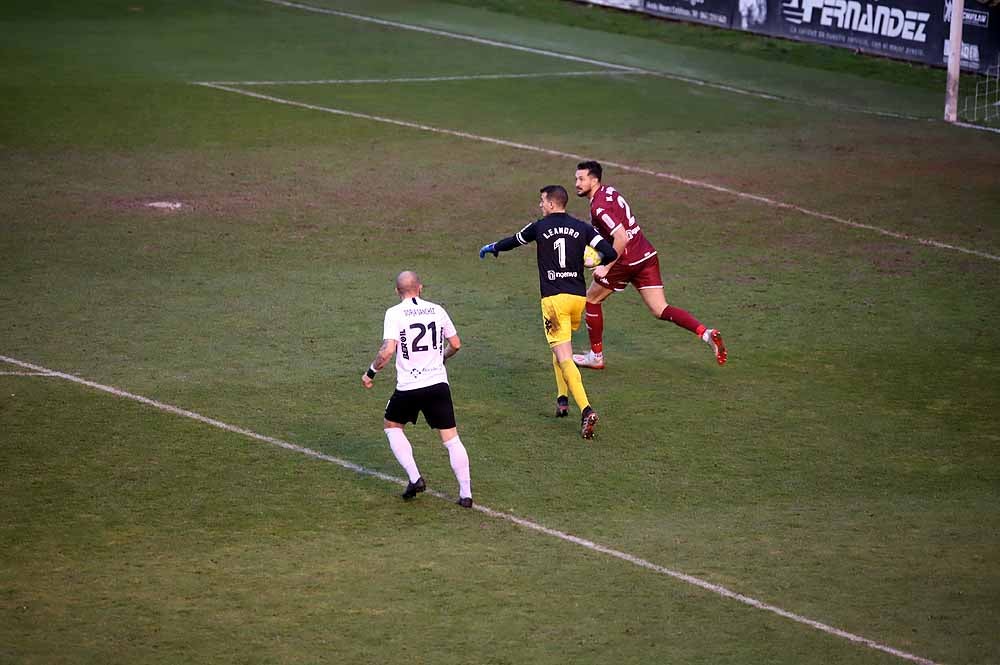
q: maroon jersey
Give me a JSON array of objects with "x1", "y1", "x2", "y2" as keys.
[{"x1": 589, "y1": 185, "x2": 657, "y2": 266}]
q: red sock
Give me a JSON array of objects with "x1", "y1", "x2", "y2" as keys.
[
  {"x1": 585, "y1": 302, "x2": 604, "y2": 354},
  {"x1": 659, "y1": 305, "x2": 703, "y2": 335}
]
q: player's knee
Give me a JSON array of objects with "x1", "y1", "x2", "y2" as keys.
[
  {"x1": 586, "y1": 286, "x2": 606, "y2": 302},
  {"x1": 586, "y1": 291, "x2": 609, "y2": 305},
  {"x1": 644, "y1": 293, "x2": 668, "y2": 317}
]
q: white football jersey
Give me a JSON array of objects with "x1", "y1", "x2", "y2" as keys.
[{"x1": 382, "y1": 296, "x2": 457, "y2": 391}]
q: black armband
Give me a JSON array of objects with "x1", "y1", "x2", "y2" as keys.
[
  {"x1": 595, "y1": 238, "x2": 618, "y2": 264},
  {"x1": 366, "y1": 365, "x2": 377, "y2": 379}
]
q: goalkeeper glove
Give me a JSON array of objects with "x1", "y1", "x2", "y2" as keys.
[{"x1": 479, "y1": 243, "x2": 499, "y2": 259}]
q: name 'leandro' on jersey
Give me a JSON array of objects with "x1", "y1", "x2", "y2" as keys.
[{"x1": 541, "y1": 227, "x2": 581, "y2": 240}]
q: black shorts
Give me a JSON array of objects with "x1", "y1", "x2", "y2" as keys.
[{"x1": 384, "y1": 382, "x2": 456, "y2": 430}]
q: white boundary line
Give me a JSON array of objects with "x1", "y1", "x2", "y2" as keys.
[
  {"x1": 263, "y1": 0, "x2": 992, "y2": 125},
  {"x1": 258, "y1": 0, "x2": 795, "y2": 105},
  {"x1": 202, "y1": 71, "x2": 640, "y2": 86},
  {"x1": 193, "y1": 81, "x2": 1000, "y2": 263},
  {"x1": 263, "y1": 0, "x2": 645, "y2": 74},
  {"x1": 264, "y1": 0, "x2": 1000, "y2": 132},
  {"x1": 0, "y1": 371, "x2": 55, "y2": 376},
  {"x1": 954, "y1": 120, "x2": 1000, "y2": 134},
  {"x1": 0, "y1": 352, "x2": 940, "y2": 665}
]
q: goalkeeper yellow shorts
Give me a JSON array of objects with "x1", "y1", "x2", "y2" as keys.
[{"x1": 540, "y1": 293, "x2": 586, "y2": 347}]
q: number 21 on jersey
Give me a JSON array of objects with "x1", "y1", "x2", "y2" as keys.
[{"x1": 409, "y1": 322, "x2": 437, "y2": 351}]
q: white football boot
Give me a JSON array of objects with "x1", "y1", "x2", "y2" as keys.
[{"x1": 572, "y1": 350, "x2": 605, "y2": 370}]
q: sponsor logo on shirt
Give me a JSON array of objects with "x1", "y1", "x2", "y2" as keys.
[
  {"x1": 548, "y1": 270, "x2": 580, "y2": 280},
  {"x1": 399, "y1": 328, "x2": 409, "y2": 359}
]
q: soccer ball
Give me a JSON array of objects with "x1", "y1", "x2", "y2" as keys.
[{"x1": 583, "y1": 245, "x2": 603, "y2": 269}]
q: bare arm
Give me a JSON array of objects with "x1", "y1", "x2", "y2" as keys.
[
  {"x1": 371, "y1": 338, "x2": 397, "y2": 371},
  {"x1": 361, "y1": 338, "x2": 397, "y2": 388},
  {"x1": 443, "y1": 334, "x2": 461, "y2": 362}
]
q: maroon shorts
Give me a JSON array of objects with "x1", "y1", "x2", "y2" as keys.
[{"x1": 594, "y1": 254, "x2": 663, "y2": 292}]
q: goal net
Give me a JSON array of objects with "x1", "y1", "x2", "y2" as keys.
[{"x1": 961, "y1": 55, "x2": 1000, "y2": 124}]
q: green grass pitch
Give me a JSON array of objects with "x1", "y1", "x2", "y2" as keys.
[{"x1": 2, "y1": 1, "x2": 998, "y2": 664}]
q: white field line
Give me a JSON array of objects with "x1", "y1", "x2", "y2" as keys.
[
  {"x1": 261, "y1": 0, "x2": 782, "y2": 104},
  {"x1": 0, "y1": 371, "x2": 55, "y2": 376},
  {"x1": 194, "y1": 82, "x2": 1000, "y2": 263},
  {"x1": 202, "y1": 70, "x2": 640, "y2": 86},
  {"x1": 0, "y1": 352, "x2": 940, "y2": 665},
  {"x1": 954, "y1": 120, "x2": 1000, "y2": 134},
  {"x1": 262, "y1": 0, "x2": 960, "y2": 123},
  {"x1": 263, "y1": 0, "x2": 644, "y2": 75},
  {"x1": 263, "y1": 0, "x2": 1000, "y2": 133}
]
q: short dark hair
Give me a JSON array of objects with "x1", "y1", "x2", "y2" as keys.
[
  {"x1": 539, "y1": 184, "x2": 569, "y2": 208},
  {"x1": 577, "y1": 160, "x2": 603, "y2": 181}
]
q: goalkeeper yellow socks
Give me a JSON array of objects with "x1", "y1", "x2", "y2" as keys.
[
  {"x1": 552, "y1": 354, "x2": 569, "y2": 398},
  {"x1": 558, "y1": 358, "x2": 590, "y2": 412}
]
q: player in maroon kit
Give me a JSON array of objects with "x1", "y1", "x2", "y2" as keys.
[{"x1": 571, "y1": 161, "x2": 727, "y2": 370}]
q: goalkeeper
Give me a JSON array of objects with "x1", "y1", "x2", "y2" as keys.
[{"x1": 479, "y1": 185, "x2": 617, "y2": 440}]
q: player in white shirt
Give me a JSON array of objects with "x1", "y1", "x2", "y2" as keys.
[{"x1": 361, "y1": 271, "x2": 473, "y2": 508}]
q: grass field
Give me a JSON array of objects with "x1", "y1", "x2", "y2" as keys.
[{"x1": 2, "y1": 1, "x2": 999, "y2": 664}]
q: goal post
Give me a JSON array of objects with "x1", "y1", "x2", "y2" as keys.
[{"x1": 945, "y1": 0, "x2": 966, "y2": 122}]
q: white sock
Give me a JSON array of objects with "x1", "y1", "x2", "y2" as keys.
[
  {"x1": 384, "y1": 428, "x2": 421, "y2": 483},
  {"x1": 701, "y1": 328, "x2": 714, "y2": 344},
  {"x1": 443, "y1": 436, "x2": 472, "y2": 499}
]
